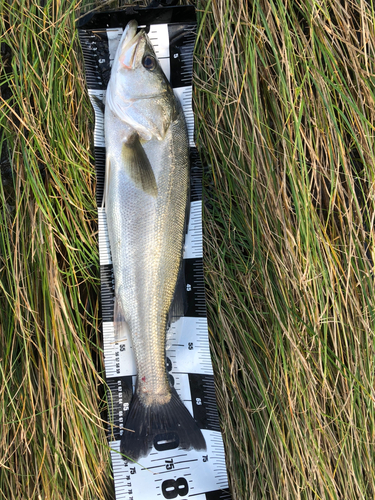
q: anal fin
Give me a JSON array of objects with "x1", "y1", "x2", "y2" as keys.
[{"x1": 114, "y1": 294, "x2": 130, "y2": 343}]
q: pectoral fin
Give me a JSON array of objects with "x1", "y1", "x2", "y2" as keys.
[
  {"x1": 122, "y1": 135, "x2": 158, "y2": 197},
  {"x1": 114, "y1": 294, "x2": 130, "y2": 343}
]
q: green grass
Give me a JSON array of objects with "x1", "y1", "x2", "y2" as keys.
[
  {"x1": 0, "y1": 1, "x2": 112, "y2": 498},
  {"x1": 195, "y1": 0, "x2": 375, "y2": 498},
  {"x1": 1, "y1": 0, "x2": 375, "y2": 498}
]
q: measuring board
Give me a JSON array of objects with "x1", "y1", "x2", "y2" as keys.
[{"x1": 78, "y1": 6, "x2": 231, "y2": 500}]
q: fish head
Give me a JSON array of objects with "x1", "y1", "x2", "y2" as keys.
[{"x1": 107, "y1": 20, "x2": 178, "y2": 141}]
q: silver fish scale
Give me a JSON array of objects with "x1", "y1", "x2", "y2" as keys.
[{"x1": 106, "y1": 108, "x2": 189, "y2": 407}]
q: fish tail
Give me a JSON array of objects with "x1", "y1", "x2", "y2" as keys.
[{"x1": 120, "y1": 388, "x2": 206, "y2": 461}]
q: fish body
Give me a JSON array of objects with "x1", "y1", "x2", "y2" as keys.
[{"x1": 104, "y1": 20, "x2": 206, "y2": 460}]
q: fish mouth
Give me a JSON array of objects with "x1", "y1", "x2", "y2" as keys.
[{"x1": 118, "y1": 20, "x2": 145, "y2": 70}]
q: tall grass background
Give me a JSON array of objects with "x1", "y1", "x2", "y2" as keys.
[{"x1": 1, "y1": 0, "x2": 375, "y2": 498}]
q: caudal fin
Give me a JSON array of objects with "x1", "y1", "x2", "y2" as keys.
[{"x1": 120, "y1": 388, "x2": 206, "y2": 461}]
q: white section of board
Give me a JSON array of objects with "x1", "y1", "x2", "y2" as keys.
[
  {"x1": 166, "y1": 317, "x2": 213, "y2": 376},
  {"x1": 98, "y1": 207, "x2": 112, "y2": 265},
  {"x1": 148, "y1": 24, "x2": 170, "y2": 58},
  {"x1": 173, "y1": 86, "x2": 195, "y2": 147},
  {"x1": 88, "y1": 89, "x2": 106, "y2": 148},
  {"x1": 148, "y1": 24, "x2": 171, "y2": 81},
  {"x1": 104, "y1": 317, "x2": 213, "y2": 379},
  {"x1": 103, "y1": 322, "x2": 136, "y2": 379},
  {"x1": 107, "y1": 28, "x2": 123, "y2": 66},
  {"x1": 158, "y1": 58, "x2": 171, "y2": 82},
  {"x1": 110, "y1": 431, "x2": 228, "y2": 500},
  {"x1": 183, "y1": 200, "x2": 203, "y2": 259}
]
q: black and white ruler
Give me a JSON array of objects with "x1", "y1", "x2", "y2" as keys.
[{"x1": 78, "y1": 7, "x2": 230, "y2": 500}]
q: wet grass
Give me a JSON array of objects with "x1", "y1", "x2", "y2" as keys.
[{"x1": 1, "y1": 0, "x2": 375, "y2": 498}]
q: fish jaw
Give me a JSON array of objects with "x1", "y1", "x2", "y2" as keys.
[
  {"x1": 116, "y1": 20, "x2": 138, "y2": 67},
  {"x1": 118, "y1": 25, "x2": 144, "y2": 70}
]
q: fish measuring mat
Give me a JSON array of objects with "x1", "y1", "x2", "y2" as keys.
[{"x1": 78, "y1": 7, "x2": 231, "y2": 500}]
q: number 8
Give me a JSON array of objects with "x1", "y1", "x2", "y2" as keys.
[{"x1": 161, "y1": 477, "x2": 189, "y2": 499}]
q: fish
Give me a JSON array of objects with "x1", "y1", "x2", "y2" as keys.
[{"x1": 104, "y1": 20, "x2": 206, "y2": 461}]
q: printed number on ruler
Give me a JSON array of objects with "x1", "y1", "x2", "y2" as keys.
[
  {"x1": 103, "y1": 322, "x2": 136, "y2": 379},
  {"x1": 110, "y1": 432, "x2": 228, "y2": 500}
]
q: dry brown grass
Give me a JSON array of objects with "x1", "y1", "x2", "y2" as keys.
[
  {"x1": 195, "y1": 0, "x2": 375, "y2": 498},
  {"x1": 0, "y1": 1, "x2": 112, "y2": 498}
]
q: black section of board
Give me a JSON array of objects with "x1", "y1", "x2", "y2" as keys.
[
  {"x1": 100, "y1": 265, "x2": 114, "y2": 321},
  {"x1": 94, "y1": 146, "x2": 106, "y2": 206},
  {"x1": 78, "y1": 6, "x2": 196, "y2": 30},
  {"x1": 78, "y1": 30, "x2": 110, "y2": 90},
  {"x1": 184, "y1": 258, "x2": 206, "y2": 317},
  {"x1": 189, "y1": 374, "x2": 221, "y2": 432},
  {"x1": 107, "y1": 376, "x2": 134, "y2": 441},
  {"x1": 190, "y1": 147, "x2": 203, "y2": 202},
  {"x1": 168, "y1": 23, "x2": 196, "y2": 89},
  {"x1": 205, "y1": 489, "x2": 232, "y2": 500}
]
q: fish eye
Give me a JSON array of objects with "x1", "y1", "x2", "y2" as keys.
[{"x1": 142, "y1": 55, "x2": 157, "y2": 71}]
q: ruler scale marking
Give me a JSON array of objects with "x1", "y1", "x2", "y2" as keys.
[{"x1": 78, "y1": 8, "x2": 230, "y2": 500}]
